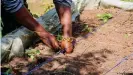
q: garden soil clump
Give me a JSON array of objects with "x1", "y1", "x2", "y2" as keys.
[{"x1": 2, "y1": 8, "x2": 133, "y2": 75}]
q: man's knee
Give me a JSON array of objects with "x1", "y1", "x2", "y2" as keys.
[{"x1": 53, "y1": 0, "x2": 72, "y2": 7}]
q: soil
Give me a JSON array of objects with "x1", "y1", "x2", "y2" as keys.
[
  {"x1": 1, "y1": 8, "x2": 133, "y2": 75},
  {"x1": 27, "y1": 0, "x2": 53, "y2": 17}
]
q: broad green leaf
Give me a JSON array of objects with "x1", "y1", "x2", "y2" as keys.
[{"x1": 97, "y1": 13, "x2": 113, "y2": 23}]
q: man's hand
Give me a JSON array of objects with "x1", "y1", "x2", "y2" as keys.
[
  {"x1": 36, "y1": 31, "x2": 60, "y2": 51},
  {"x1": 14, "y1": 7, "x2": 60, "y2": 51}
]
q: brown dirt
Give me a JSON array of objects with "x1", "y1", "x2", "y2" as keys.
[
  {"x1": 2, "y1": 8, "x2": 133, "y2": 75},
  {"x1": 27, "y1": 0, "x2": 53, "y2": 17}
]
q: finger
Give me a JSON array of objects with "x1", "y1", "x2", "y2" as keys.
[
  {"x1": 41, "y1": 38, "x2": 52, "y2": 48},
  {"x1": 51, "y1": 37, "x2": 59, "y2": 49}
]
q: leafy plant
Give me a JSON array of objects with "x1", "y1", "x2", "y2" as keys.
[
  {"x1": 121, "y1": 0, "x2": 133, "y2": 2},
  {"x1": 82, "y1": 24, "x2": 93, "y2": 32},
  {"x1": 25, "y1": 49, "x2": 40, "y2": 60},
  {"x1": 97, "y1": 13, "x2": 113, "y2": 23}
]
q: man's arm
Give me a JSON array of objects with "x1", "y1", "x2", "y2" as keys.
[
  {"x1": 14, "y1": 6, "x2": 47, "y2": 34},
  {"x1": 54, "y1": 0, "x2": 74, "y2": 53},
  {"x1": 2, "y1": 0, "x2": 59, "y2": 50},
  {"x1": 14, "y1": 7, "x2": 59, "y2": 50}
]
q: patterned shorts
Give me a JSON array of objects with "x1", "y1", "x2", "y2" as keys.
[{"x1": 53, "y1": 0, "x2": 72, "y2": 7}]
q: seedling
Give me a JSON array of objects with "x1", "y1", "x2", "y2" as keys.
[
  {"x1": 82, "y1": 24, "x2": 93, "y2": 33},
  {"x1": 25, "y1": 49, "x2": 40, "y2": 60},
  {"x1": 97, "y1": 13, "x2": 113, "y2": 23}
]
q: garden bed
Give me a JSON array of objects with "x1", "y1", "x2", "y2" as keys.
[{"x1": 1, "y1": 7, "x2": 133, "y2": 75}]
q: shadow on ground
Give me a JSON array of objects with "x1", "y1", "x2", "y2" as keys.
[{"x1": 32, "y1": 48, "x2": 112, "y2": 75}]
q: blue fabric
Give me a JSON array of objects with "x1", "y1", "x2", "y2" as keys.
[
  {"x1": 53, "y1": 0, "x2": 72, "y2": 7},
  {"x1": 2, "y1": 0, "x2": 23, "y2": 13},
  {"x1": 1, "y1": 0, "x2": 72, "y2": 13}
]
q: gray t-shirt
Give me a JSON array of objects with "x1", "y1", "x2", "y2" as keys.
[{"x1": 1, "y1": 0, "x2": 24, "y2": 13}]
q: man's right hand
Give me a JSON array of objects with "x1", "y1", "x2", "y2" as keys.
[
  {"x1": 13, "y1": 7, "x2": 60, "y2": 51},
  {"x1": 36, "y1": 31, "x2": 60, "y2": 51}
]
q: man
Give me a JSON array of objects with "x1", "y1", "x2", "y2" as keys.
[{"x1": 1, "y1": 0, "x2": 74, "y2": 53}]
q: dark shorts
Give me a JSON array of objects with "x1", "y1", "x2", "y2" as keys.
[{"x1": 53, "y1": 0, "x2": 72, "y2": 7}]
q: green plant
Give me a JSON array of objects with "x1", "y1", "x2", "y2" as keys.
[
  {"x1": 25, "y1": 49, "x2": 40, "y2": 60},
  {"x1": 121, "y1": 0, "x2": 133, "y2": 2},
  {"x1": 82, "y1": 24, "x2": 93, "y2": 32},
  {"x1": 97, "y1": 13, "x2": 113, "y2": 23}
]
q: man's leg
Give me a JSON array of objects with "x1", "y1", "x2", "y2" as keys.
[{"x1": 55, "y1": 5, "x2": 72, "y2": 38}]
